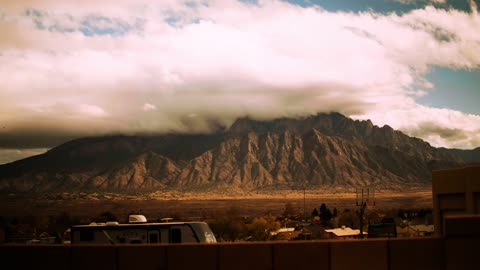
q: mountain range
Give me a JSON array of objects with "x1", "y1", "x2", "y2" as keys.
[{"x1": 0, "y1": 113, "x2": 478, "y2": 193}]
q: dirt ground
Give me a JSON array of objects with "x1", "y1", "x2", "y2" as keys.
[{"x1": 0, "y1": 187, "x2": 432, "y2": 220}]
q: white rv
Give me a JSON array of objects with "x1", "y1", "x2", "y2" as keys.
[{"x1": 70, "y1": 215, "x2": 217, "y2": 244}]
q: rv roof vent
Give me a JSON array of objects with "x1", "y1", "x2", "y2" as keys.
[
  {"x1": 161, "y1": 217, "x2": 173, "y2": 223},
  {"x1": 106, "y1": 221, "x2": 119, "y2": 226},
  {"x1": 129, "y1": 215, "x2": 147, "y2": 223}
]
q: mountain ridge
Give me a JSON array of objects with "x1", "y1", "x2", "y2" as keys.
[{"x1": 0, "y1": 113, "x2": 477, "y2": 193}]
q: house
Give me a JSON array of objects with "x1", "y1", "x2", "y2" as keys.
[
  {"x1": 325, "y1": 226, "x2": 367, "y2": 239},
  {"x1": 25, "y1": 232, "x2": 57, "y2": 244},
  {"x1": 273, "y1": 230, "x2": 302, "y2": 241},
  {"x1": 407, "y1": 224, "x2": 434, "y2": 237},
  {"x1": 270, "y1": 227, "x2": 295, "y2": 236}
]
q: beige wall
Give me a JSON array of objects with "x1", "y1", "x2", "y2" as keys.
[{"x1": 432, "y1": 166, "x2": 480, "y2": 236}]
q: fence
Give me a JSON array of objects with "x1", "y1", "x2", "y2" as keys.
[{"x1": 1, "y1": 236, "x2": 478, "y2": 270}]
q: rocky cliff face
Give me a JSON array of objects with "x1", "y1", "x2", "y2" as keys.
[{"x1": 0, "y1": 113, "x2": 476, "y2": 193}]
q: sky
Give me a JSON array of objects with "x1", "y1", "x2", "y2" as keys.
[{"x1": 0, "y1": 0, "x2": 479, "y2": 164}]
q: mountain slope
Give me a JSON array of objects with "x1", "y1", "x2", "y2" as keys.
[{"x1": 0, "y1": 113, "x2": 476, "y2": 193}]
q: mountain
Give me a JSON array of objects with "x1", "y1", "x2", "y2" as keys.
[{"x1": 0, "y1": 113, "x2": 477, "y2": 193}]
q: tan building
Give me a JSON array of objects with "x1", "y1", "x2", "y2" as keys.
[{"x1": 432, "y1": 165, "x2": 480, "y2": 236}]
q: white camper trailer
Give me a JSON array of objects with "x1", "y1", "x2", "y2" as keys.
[{"x1": 70, "y1": 215, "x2": 216, "y2": 244}]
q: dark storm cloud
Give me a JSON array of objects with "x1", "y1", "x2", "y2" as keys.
[
  {"x1": 0, "y1": 130, "x2": 83, "y2": 149},
  {"x1": 0, "y1": 82, "x2": 372, "y2": 150}
]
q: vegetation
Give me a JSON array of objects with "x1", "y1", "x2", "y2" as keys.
[
  {"x1": 0, "y1": 200, "x2": 434, "y2": 243},
  {"x1": 207, "y1": 207, "x2": 280, "y2": 241}
]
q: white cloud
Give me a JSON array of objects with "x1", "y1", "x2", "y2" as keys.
[
  {"x1": 0, "y1": 0, "x2": 479, "y2": 150},
  {"x1": 391, "y1": 0, "x2": 447, "y2": 4},
  {"x1": 78, "y1": 104, "x2": 108, "y2": 117},
  {"x1": 143, "y1": 103, "x2": 157, "y2": 111},
  {"x1": 352, "y1": 104, "x2": 480, "y2": 149}
]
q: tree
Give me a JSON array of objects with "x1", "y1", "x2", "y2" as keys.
[
  {"x1": 337, "y1": 209, "x2": 359, "y2": 229},
  {"x1": 319, "y1": 203, "x2": 332, "y2": 226},
  {"x1": 96, "y1": 211, "x2": 117, "y2": 223},
  {"x1": 217, "y1": 219, "x2": 247, "y2": 241},
  {"x1": 283, "y1": 202, "x2": 296, "y2": 218},
  {"x1": 247, "y1": 214, "x2": 280, "y2": 241},
  {"x1": 365, "y1": 210, "x2": 381, "y2": 224},
  {"x1": 208, "y1": 207, "x2": 248, "y2": 242},
  {"x1": 50, "y1": 212, "x2": 73, "y2": 235}
]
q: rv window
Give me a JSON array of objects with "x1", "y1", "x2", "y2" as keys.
[
  {"x1": 170, "y1": 225, "x2": 198, "y2": 243},
  {"x1": 170, "y1": 228, "x2": 182, "y2": 243},
  {"x1": 80, "y1": 230, "x2": 94, "y2": 241},
  {"x1": 148, "y1": 231, "x2": 159, "y2": 243}
]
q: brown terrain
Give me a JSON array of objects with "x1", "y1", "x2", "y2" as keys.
[{"x1": 0, "y1": 187, "x2": 432, "y2": 221}]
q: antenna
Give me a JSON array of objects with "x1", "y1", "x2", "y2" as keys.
[
  {"x1": 356, "y1": 186, "x2": 376, "y2": 207},
  {"x1": 356, "y1": 186, "x2": 376, "y2": 239}
]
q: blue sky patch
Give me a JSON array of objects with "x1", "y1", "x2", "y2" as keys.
[
  {"x1": 286, "y1": 0, "x2": 473, "y2": 14},
  {"x1": 239, "y1": 0, "x2": 259, "y2": 5},
  {"x1": 419, "y1": 67, "x2": 480, "y2": 115},
  {"x1": 23, "y1": 8, "x2": 136, "y2": 36},
  {"x1": 79, "y1": 16, "x2": 132, "y2": 36}
]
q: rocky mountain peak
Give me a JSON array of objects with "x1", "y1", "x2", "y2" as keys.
[{"x1": 0, "y1": 113, "x2": 477, "y2": 193}]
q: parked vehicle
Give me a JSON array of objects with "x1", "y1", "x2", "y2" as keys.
[{"x1": 71, "y1": 215, "x2": 216, "y2": 244}]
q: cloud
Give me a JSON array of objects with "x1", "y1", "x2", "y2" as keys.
[
  {"x1": 0, "y1": 148, "x2": 49, "y2": 165},
  {"x1": 0, "y1": 0, "x2": 479, "y2": 154},
  {"x1": 352, "y1": 104, "x2": 480, "y2": 149},
  {"x1": 392, "y1": 0, "x2": 447, "y2": 4},
  {"x1": 78, "y1": 104, "x2": 108, "y2": 117},
  {"x1": 409, "y1": 122, "x2": 469, "y2": 141},
  {"x1": 143, "y1": 103, "x2": 157, "y2": 111}
]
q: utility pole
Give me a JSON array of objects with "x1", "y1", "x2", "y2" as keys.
[
  {"x1": 356, "y1": 186, "x2": 375, "y2": 239},
  {"x1": 304, "y1": 184, "x2": 306, "y2": 222},
  {"x1": 301, "y1": 180, "x2": 308, "y2": 222},
  {"x1": 303, "y1": 181, "x2": 307, "y2": 240},
  {"x1": 358, "y1": 200, "x2": 367, "y2": 239}
]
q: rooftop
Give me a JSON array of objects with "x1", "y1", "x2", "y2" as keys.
[{"x1": 325, "y1": 226, "x2": 367, "y2": 237}]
